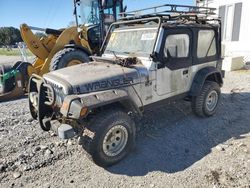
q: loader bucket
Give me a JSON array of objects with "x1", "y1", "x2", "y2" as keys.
[{"x1": 0, "y1": 64, "x2": 25, "y2": 102}]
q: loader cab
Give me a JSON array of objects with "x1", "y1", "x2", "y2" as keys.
[
  {"x1": 79, "y1": 0, "x2": 100, "y2": 25},
  {"x1": 77, "y1": 0, "x2": 124, "y2": 52},
  {"x1": 101, "y1": 0, "x2": 124, "y2": 29},
  {"x1": 78, "y1": 0, "x2": 123, "y2": 33}
]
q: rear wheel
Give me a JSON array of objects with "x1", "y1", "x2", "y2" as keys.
[
  {"x1": 81, "y1": 108, "x2": 136, "y2": 167},
  {"x1": 191, "y1": 81, "x2": 221, "y2": 117},
  {"x1": 49, "y1": 48, "x2": 90, "y2": 71}
]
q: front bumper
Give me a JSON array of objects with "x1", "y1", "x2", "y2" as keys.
[
  {"x1": 60, "y1": 89, "x2": 129, "y2": 120},
  {"x1": 50, "y1": 120, "x2": 75, "y2": 139},
  {"x1": 29, "y1": 74, "x2": 61, "y2": 131},
  {"x1": 29, "y1": 74, "x2": 66, "y2": 110},
  {"x1": 29, "y1": 74, "x2": 130, "y2": 137}
]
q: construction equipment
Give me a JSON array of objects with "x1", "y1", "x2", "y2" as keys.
[{"x1": 0, "y1": 0, "x2": 124, "y2": 102}]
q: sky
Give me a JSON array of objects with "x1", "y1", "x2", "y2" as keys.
[{"x1": 0, "y1": 0, "x2": 194, "y2": 29}]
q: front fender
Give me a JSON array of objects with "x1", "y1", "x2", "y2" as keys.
[{"x1": 60, "y1": 89, "x2": 139, "y2": 119}]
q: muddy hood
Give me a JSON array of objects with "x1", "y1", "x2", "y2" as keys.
[{"x1": 43, "y1": 62, "x2": 144, "y2": 94}]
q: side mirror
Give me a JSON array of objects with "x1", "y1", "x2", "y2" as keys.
[{"x1": 150, "y1": 52, "x2": 159, "y2": 61}]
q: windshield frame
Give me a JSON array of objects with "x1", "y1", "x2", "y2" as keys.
[
  {"x1": 101, "y1": 17, "x2": 162, "y2": 57},
  {"x1": 104, "y1": 27, "x2": 159, "y2": 57}
]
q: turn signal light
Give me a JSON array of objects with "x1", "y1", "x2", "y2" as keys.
[
  {"x1": 61, "y1": 102, "x2": 69, "y2": 111},
  {"x1": 80, "y1": 107, "x2": 88, "y2": 117}
]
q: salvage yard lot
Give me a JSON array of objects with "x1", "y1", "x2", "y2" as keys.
[{"x1": 0, "y1": 56, "x2": 249, "y2": 188}]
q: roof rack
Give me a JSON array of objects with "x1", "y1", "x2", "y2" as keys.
[{"x1": 120, "y1": 4, "x2": 216, "y2": 20}]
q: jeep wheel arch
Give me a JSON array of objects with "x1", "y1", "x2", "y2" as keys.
[
  {"x1": 61, "y1": 89, "x2": 142, "y2": 120},
  {"x1": 189, "y1": 67, "x2": 223, "y2": 97},
  {"x1": 89, "y1": 97, "x2": 142, "y2": 118}
]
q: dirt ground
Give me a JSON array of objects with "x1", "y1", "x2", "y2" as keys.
[{"x1": 0, "y1": 56, "x2": 249, "y2": 188}]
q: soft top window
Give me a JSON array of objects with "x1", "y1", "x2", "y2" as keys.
[
  {"x1": 164, "y1": 34, "x2": 190, "y2": 58},
  {"x1": 197, "y1": 30, "x2": 216, "y2": 58}
]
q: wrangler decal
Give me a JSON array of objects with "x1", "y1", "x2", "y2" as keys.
[{"x1": 85, "y1": 77, "x2": 133, "y2": 91}]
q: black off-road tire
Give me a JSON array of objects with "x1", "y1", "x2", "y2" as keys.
[
  {"x1": 191, "y1": 81, "x2": 221, "y2": 117},
  {"x1": 81, "y1": 108, "x2": 136, "y2": 167},
  {"x1": 49, "y1": 48, "x2": 90, "y2": 71},
  {"x1": 0, "y1": 64, "x2": 14, "y2": 93},
  {"x1": 13, "y1": 61, "x2": 33, "y2": 91}
]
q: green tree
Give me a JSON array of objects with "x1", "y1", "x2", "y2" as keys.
[{"x1": 0, "y1": 27, "x2": 22, "y2": 46}]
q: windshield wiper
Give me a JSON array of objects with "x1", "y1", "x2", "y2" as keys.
[
  {"x1": 110, "y1": 50, "x2": 118, "y2": 59},
  {"x1": 106, "y1": 50, "x2": 131, "y2": 55},
  {"x1": 124, "y1": 50, "x2": 146, "y2": 55}
]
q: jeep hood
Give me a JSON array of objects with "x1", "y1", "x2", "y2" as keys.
[{"x1": 43, "y1": 61, "x2": 146, "y2": 94}]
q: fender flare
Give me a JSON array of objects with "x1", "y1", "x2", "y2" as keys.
[
  {"x1": 189, "y1": 66, "x2": 223, "y2": 96},
  {"x1": 61, "y1": 89, "x2": 141, "y2": 119}
]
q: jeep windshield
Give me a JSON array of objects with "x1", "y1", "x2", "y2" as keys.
[{"x1": 104, "y1": 27, "x2": 158, "y2": 57}]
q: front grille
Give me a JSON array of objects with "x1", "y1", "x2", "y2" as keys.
[
  {"x1": 45, "y1": 81, "x2": 65, "y2": 107},
  {"x1": 44, "y1": 86, "x2": 54, "y2": 105}
]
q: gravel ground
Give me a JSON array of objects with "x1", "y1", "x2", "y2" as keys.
[{"x1": 0, "y1": 56, "x2": 249, "y2": 188}]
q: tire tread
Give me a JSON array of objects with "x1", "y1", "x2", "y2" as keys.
[
  {"x1": 50, "y1": 48, "x2": 89, "y2": 71},
  {"x1": 81, "y1": 108, "x2": 136, "y2": 167},
  {"x1": 191, "y1": 81, "x2": 220, "y2": 117}
]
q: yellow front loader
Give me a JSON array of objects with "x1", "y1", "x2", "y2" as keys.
[
  {"x1": 0, "y1": 0, "x2": 124, "y2": 102},
  {"x1": 20, "y1": 23, "x2": 94, "y2": 75}
]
